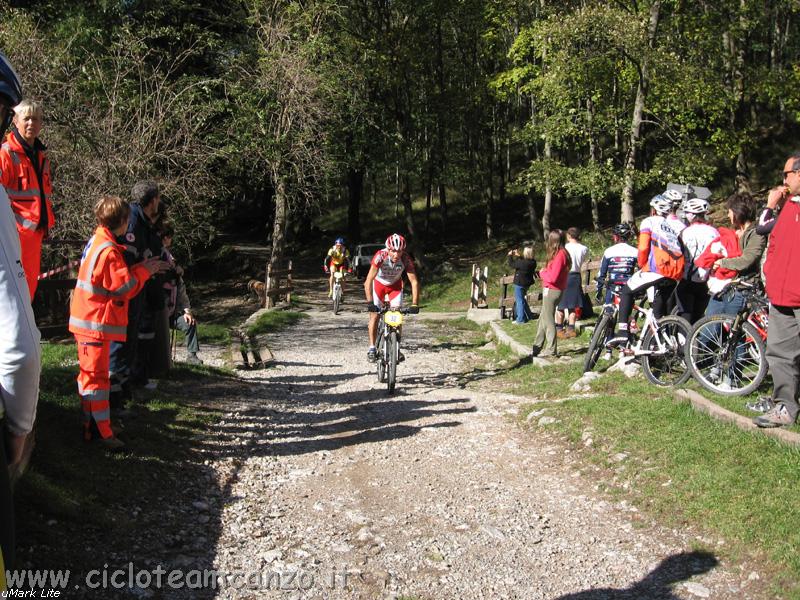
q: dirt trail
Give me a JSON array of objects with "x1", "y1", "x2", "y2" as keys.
[{"x1": 183, "y1": 287, "x2": 765, "y2": 600}]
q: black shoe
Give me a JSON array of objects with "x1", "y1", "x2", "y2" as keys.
[
  {"x1": 367, "y1": 348, "x2": 377, "y2": 362},
  {"x1": 398, "y1": 352, "x2": 405, "y2": 363},
  {"x1": 530, "y1": 345, "x2": 541, "y2": 358}
]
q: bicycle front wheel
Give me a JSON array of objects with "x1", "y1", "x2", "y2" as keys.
[
  {"x1": 376, "y1": 325, "x2": 387, "y2": 383},
  {"x1": 333, "y1": 285, "x2": 341, "y2": 314},
  {"x1": 387, "y1": 330, "x2": 398, "y2": 393},
  {"x1": 686, "y1": 315, "x2": 768, "y2": 396},
  {"x1": 583, "y1": 312, "x2": 614, "y2": 373},
  {"x1": 641, "y1": 315, "x2": 691, "y2": 387}
]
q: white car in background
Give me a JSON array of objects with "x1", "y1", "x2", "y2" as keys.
[{"x1": 352, "y1": 243, "x2": 384, "y2": 278}]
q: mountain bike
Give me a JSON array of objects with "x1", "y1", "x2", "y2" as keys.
[
  {"x1": 332, "y1": 270, "x2": 346, "y2": 314},
  {"x1": 375, "y1": 304, "x2": 412, "y2": 394},
  {"x1": 685, "y1": 281, "x2": 769, "y2": 396},
  {"x1": 583, "y1": 286, "x2": 692, "y2": 386}
]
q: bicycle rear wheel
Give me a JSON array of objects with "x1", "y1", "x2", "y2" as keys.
[
  {"x1": 387, "y1": 330, "x2": 398, "y2": 393},
  {"x1": 686, "y1": 315, "x2": 767, "y2": 396},
  {"x1": 641, "y1": 315, "x2": 691, "y2": 387},
  {"x1": 583, "y1": 312, "x2": 614, "y2": 373}
]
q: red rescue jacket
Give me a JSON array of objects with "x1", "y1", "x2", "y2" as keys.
[
  {"x1": 69, "y1": 226, "x2": 151, "y2": 341},
  {"x1": 0, "y1": 132, "x2": 55, "y2": 233}
]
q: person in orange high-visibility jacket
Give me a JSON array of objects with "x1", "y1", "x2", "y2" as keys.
[
  {"x1": 0, "y1": 100, "x2": 56, "y2": 299},
  {"x1": 69, "y1": 195, "x2": 166, "y2": 448}
]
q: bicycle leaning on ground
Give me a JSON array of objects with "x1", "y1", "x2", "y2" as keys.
[
  {"x1": 684, "y1": 280, "x2": 769, "y2": 396},
  {"x1": 583, "y1": 286, "x2": 692, "y2": 387},
  {"x1": 374, "y1": 303, "x2": 415, "y2": 393}
]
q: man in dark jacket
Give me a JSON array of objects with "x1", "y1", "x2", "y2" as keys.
[
  {"x1": 108, "y1": 180, "x2": 162, "y2": 410},
  {"x1": 755, "y1": 153, "x2": 800, "y2": 427}
]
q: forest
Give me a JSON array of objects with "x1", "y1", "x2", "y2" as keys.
[{"x1": 2, "y1": 0, "x2": 799, "y2": 268}]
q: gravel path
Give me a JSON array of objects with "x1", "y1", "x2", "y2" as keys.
[{"x1": 189, "y1": 305, "x2": 763, "y2": 600}]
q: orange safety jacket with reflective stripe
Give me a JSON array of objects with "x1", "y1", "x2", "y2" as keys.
[
  {"x1": 0, "y1": 132, "x2": 55, "y2": 232},
  {"x1": 69, "y1": 226, "x2": 152, "y2": 341}
]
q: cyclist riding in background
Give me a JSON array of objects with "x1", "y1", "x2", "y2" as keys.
[
  {"x1": 607, "y1": 194, "x2": 686, "y2": 348},
  {"x1": 364, "y1": 233, "x2": 420, "y2": 362},
  {"x1": 323, "y1": 237, "x2": 351, "y2": 298},
  {"x1": 596, "y1": 223, "x2": 638, "y2": 306}
]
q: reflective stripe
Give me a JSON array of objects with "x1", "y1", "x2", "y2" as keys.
[
  {"x1": 14, "y1": 213, "x2": 37, "y2": 231},
  {"x1": 75, "y1": 242, "x2": 118, "y2": 295},
  {"x1": 7, "y1": 188, "x2": 39, "y2": 200},
  {"x1": 78, "y1": 387, "x2": 110, "y2": 401},
  {"x1": 82, "y1": 406, "x2": 110, "y2": 422},
  {"x1": 75, "y1": 276, "x2": 138, "y2": 298},
  {"x1": 69, "y1": 316, "x2": 127, "y2": 336}
]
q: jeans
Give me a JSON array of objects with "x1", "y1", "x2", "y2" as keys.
[
  {"x1": 705, "y1": 288, "x2": 745, "y2": 317},
  {"x1": 172, "y1": 315, "x2": 200, "y2": 354},
  {"x1": 513, "y1": 284, "x2": 534, "y2": 323}
]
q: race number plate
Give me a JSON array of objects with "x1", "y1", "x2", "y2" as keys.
[{"x1": 384, "y1": 311, "x2": 404, "y2": 327}]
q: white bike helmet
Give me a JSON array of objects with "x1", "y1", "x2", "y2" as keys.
[
  {"x1": 682, "y1": 198, "x2": 710, "y2": 215},
  {"x1": 662, "y1": 189, "x2": 683, "y2": 210},
  {"x1": 385, "y1": 233, "x2": 406, "y2": 251},
  {"x1": 649, "y1": 194, "x2": 672, "y2": 215}
]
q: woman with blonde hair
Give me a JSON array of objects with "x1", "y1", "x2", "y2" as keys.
[
  {"x1": 531, "y1": 230, "x2": 569, "y2": 357},
  {"x1": 507, "y1": 245, "x2": 537, "y2": 324}
]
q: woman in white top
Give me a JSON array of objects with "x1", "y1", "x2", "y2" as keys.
[{"x1": 556, "y1": 227, "x2": 589, "y2": 338}]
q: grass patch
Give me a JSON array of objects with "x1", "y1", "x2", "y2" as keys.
[
  {"x1": 245, "y1": 310, "x2": 307, "y2": 336},
  {"x1": 16, "y1": 342, "x2": 234, "y2": 578},
  {"x1": 479, "y1": 353, "x2": 800, "y2": 598}
]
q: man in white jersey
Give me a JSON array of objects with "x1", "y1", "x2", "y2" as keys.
[
  {"x1": 0, "y1": 51, "x2": 42, "y2": 573},
  {"x1": 364, "y1": 233, "x2": 419, "y2": 362},
  {"x1": 676, "y1": 198, "x2": 718, "y2": 323}
]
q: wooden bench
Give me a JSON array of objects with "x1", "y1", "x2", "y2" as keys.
[{"x1": 499, "y1": 259, "x2": 603, "y2": 319}]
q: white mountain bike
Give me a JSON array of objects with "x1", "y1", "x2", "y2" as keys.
[{"x1": 332, "y1": 270, "x2": 346, "y2": 314}]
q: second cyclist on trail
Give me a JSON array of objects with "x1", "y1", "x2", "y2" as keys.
[
  {"x1": 364, "y1": 233, "x2": 420, "y2": 362},
  {"x1": 323, "y1": 237, "x2": 352, "y2": 298}
]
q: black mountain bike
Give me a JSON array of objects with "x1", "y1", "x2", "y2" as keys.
[{"x1": 375, "y1": 305, "x2": 413, "y2": 393}]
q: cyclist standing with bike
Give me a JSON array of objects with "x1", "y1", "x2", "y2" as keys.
[
  {"x1": 364, "y1": 233, "x2": 419, "y2": 362},
  {"x1": 596, "y1": 223, "x2": 638, "y2": 306},
  {"x1": 607, "y1": 194, "x2": 686, "y2": 348},
  {"x1": 323, "y1": 237, "x2": 351, "y2": 298},
  {"x1": 676, "y1": 198, "x2": 718, "y2": 323}
]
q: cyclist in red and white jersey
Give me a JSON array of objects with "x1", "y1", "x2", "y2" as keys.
[{"x1": 364, "y1": 233, "x2": 420, "y2": 362}]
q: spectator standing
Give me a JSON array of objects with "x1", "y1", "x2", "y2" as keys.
[
  {"x1": 0, "y1": 51, "x2": 41, "y2": 573},
  {"x1": 69, "y1": 196, "x2": 165, "y2": 448},
  {"x1": 695, "y1": 193, "x2": 765, "y2": 318},
  {"x1": 531, "y1": 230, "x2": 568, "y2": 358},
  {"x1": 754, "y1": 154, "x2": 800, "y2": 428},
  {"x1": 507, "y1": 245, "x2": 537, "y2": 324},
  {"x1": 0, "y1": 99, "x2": 55, "y2": 299},
  {"x1": 676, "y1": 199, "x2": 718, "y2": 323},
  {"x1": 556, "y1": 227, "x2": 589, "y2": 338},
  {"x1": 161, "y1": 223, "x2": 203, "y2": 365},
  {"x1": 108, "y1": 181, "x2": 162, "y2": 411}
]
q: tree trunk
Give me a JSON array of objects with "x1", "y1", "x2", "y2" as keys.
[
  {"x1": 346, "y1": 166, "x2": 363, "y2": 243},
  {"x1": 621, "y1": 0, "x2": 661, "y2": 224},
  {"x1": 527, "y1": 191, "x2": 543, "y2": 242},
  {"x1": 542, "y1": 138, "x2": 552, "y2": 237},
  {"x1": 268, "y1": 170, "x2": 289, "y2": 308},
  {"x1": 587, "y1": 97, "x2": 600, "y2": 230},
  {"x1": 438, "y1": 182, "x2": 447, "y2": 228}
]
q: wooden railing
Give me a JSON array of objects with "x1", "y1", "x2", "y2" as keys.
[
  {"x1": 265, "y1": 260, "x2": 293, "y2": 308},
  {"x1": 499, "y1": 259, "x2": 603, "y2": 319}
]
